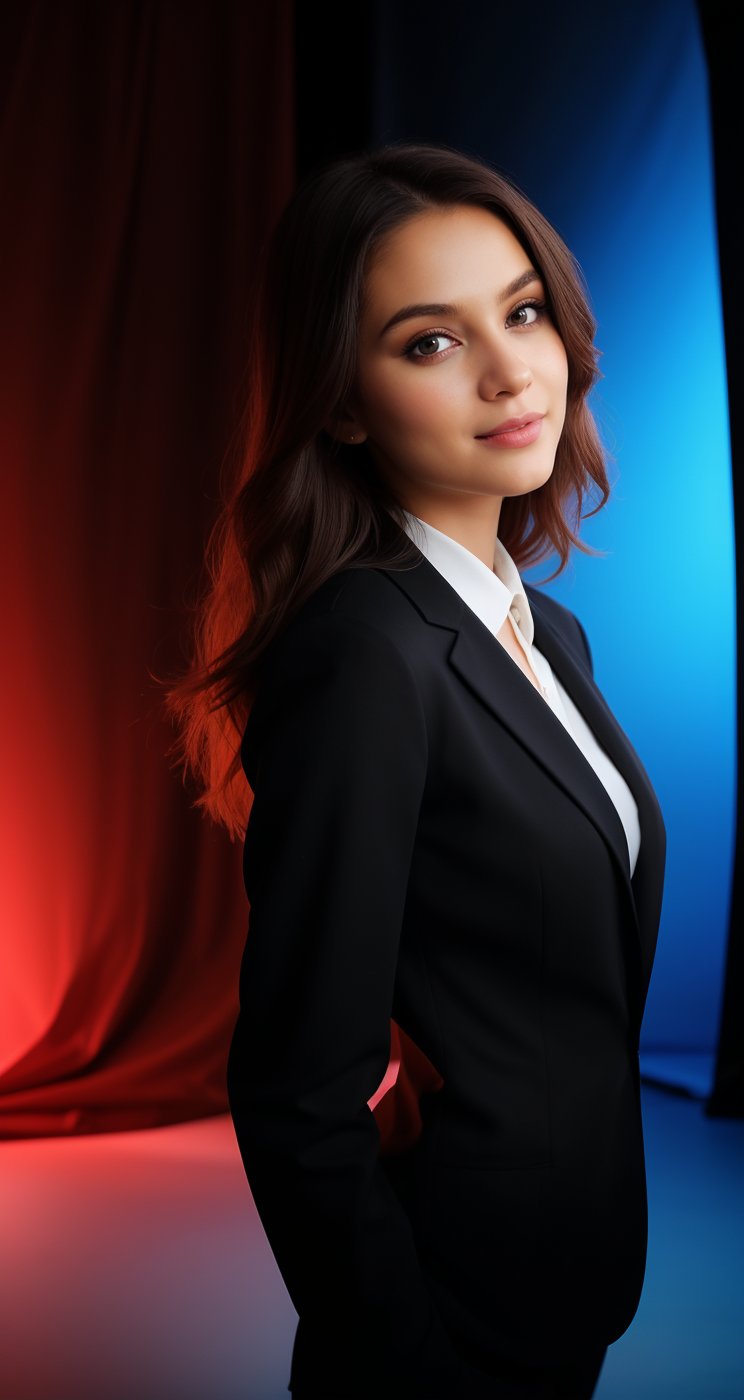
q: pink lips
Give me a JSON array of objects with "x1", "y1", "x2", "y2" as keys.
[{"x1": 476, "y1": 413, "x2": 545, "y2": 448}]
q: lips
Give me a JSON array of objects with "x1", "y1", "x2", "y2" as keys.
[{"x1": 476, "y1": 412, "x2": 545, "y2": 437}]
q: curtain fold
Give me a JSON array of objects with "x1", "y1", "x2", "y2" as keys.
[{"x1": 0, "y1": 0, "x2": 294, "y2": 1136}]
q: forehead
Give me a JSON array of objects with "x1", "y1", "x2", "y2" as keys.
[{"x1": 362, "y1": 205, "x2": 531, "y2": 313}]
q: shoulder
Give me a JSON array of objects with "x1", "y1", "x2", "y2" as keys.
[
  {"x1": 242, "y1": 568, "x2": 426, "y2": 779},
  {"x1": 262, "y1": 566, "x2": 422, "y2": 672},
  {"x1": 247, "y1": 564, "x2": 422, "y2": 706}
]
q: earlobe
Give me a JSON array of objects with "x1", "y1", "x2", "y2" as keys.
[{"x1": 324, "y1": 414, "x2": 368, "y2": 446}]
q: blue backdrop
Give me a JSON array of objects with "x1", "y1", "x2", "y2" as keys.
[{"x1": 374, "y1": 0, "x2": 735, "y2": 1088}]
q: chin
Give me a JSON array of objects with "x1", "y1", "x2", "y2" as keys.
[{"x1": 506, "y1": 461, "x2": 556, "y2": 495}]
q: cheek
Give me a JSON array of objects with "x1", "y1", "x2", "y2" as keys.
[
  {"x1": 537, "y1": 338, "x2": 569, "y2": 431},
  {"x1": 358, "y1": 365, "x2": 457, "y2": 437},
  {"x1": 547, "y1": 337, "x2": 569, "y2": 393}
]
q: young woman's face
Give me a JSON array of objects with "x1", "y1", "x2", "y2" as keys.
[{"x1": 348, "y1": 204, "x2": 569, "y2": 523}]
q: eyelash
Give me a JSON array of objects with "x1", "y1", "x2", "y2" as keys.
[{"x1": 402, "y1": 298, "x2": 549, "y2": 362}]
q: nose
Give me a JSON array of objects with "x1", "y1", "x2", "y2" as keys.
[{"x1": 477, "y1": 340, "x2": 533, "y2": 400}]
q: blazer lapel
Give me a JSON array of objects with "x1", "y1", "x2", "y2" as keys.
[
  {"x1": 448, "y1": 605, "x2": 641, "y2": 931},
  {"x1": 527, "y1": 589, "x2": 665, "y2": 1007},
  {"x1": 379, "y1": 552, "x2": 664, "y2": 1020}
]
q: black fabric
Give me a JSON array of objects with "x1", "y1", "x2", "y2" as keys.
[
  {"x1": 290, "y1": 1331, "x2": 607, "y2": 1398},
  {"x1": 227, "y1": 550, "x2": 666, "y2": 1397}
]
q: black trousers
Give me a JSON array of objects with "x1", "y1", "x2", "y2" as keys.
[
  {"x1": 446, "y1": 1340, "x2": 608, "y2": 1399},
  {"x1": 288, "y1": 1330, "x2": 607, "y2": 1399}
]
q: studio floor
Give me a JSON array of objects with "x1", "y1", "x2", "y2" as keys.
[{"x1": 1, "y1": 1083, "x2": 742, "y2": 1400}]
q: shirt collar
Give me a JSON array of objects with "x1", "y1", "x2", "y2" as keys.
[{"x1": 398, "y1": 509, "x2": 534, "y2": 644}]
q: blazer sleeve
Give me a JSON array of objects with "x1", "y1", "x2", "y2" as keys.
[{"x1": 226, "y1": 609, "x2": 493, "y2": 1399}]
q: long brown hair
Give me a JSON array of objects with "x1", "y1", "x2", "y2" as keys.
[{"x1": 160, "y1": 141, "x2": 611, "y2": 840}]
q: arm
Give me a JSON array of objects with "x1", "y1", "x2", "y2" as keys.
[{"x1": 227, "y1": 610, "x2": 492, "y2": 1398}]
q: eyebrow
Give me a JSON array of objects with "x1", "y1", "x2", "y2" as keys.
[{"x1": 378, "y1": 267, "x2": 543, "y2": 339}]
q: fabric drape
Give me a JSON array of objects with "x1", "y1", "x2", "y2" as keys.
[{"x1": 0, "y1": 0, "x2": 294, "y2": 1136}]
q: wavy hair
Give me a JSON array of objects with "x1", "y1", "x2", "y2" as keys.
[{"x1": 160, "y1": 142, "x2": 611, "y2": 839}]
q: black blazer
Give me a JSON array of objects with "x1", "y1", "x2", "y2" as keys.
[{"x1": 226, "y1": 548, "x2": 666, "y2": 1399}]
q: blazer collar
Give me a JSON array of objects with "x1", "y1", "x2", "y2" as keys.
[{"x1": 378, "y1": 551, "x2": 665, "y2": 1022}]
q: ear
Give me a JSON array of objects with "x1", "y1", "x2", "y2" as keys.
[{"x1": 324, "y1": 412, "x2": 368, "y2": 445}]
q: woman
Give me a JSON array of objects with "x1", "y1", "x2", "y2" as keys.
[{"x1": 165, "y1": 143, "x2": 666, "y2": 1399}]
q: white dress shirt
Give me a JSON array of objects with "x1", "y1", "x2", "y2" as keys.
[{"x1": 399, "y1": 510, "x2": 640, "y2": 878}]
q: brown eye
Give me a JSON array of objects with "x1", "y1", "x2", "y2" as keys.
[
  {"x1": 508, "y1": 299, "x2": 547, "y2": 327},
  {"x1": 404, "y1": 331, "x2": 459, "y2": 361}
]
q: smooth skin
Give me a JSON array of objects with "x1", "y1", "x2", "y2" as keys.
[{"x1": 332, "y1": 203, "x2": 569, "y2": 693}]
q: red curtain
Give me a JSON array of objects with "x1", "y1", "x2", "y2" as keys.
[{"x1": 0, "y1": 1, "x2": 295, "y2": 1137}]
